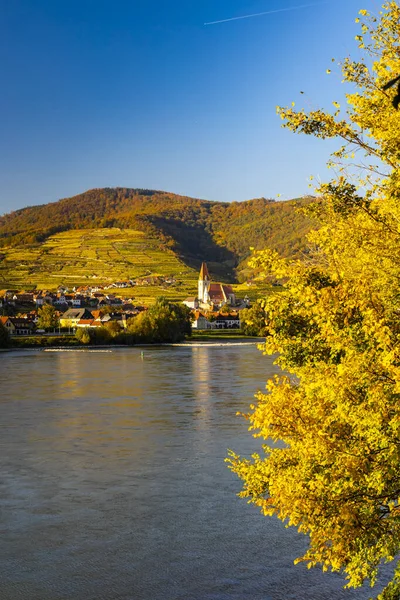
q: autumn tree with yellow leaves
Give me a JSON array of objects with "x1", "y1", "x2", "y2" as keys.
[{"x1": 227, "y1": 4, "x2": 400, "y2": 599}]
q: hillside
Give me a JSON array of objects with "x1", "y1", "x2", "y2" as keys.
[
  {"x1": 0, "y1": 188, "x2": 314, "y2": 291},
  {"x1": 0, "y1": 228, "x2": 200, "y2": 302}
]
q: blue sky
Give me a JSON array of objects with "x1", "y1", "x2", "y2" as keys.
[{"x1": 0, "y1": 0, "x2": 375, "y2": 214}]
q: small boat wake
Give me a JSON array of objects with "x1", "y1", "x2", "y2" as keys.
[{"x1": 43, "y1": 348, "x2": 113, "y2": 352}]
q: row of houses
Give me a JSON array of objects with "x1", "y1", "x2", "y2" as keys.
[
  {"x1": 191, "y1": 311, "x2": 240, "y2": 330},
  {"x1": 0, "y1": 305, "x2": 145, "y2": 336},
  {"x1": 0, "y1": 274, "x2": 180, "y2": 306},
  {"x1": 61, "y1": 308, "x2": 241, "y2": 331},
  {"x1": 2, "y1": 283, "x2": 176, "y2": 311},
  {"x1": 71, "y1": 275, "x2": 177, "y2": 291},
  {"x1": 1, "y1": 306, "x2": 241, "y2": 336},
  {"x1": 59, "y1": 308, "x2": 142, "y2": 329},
  {"x1": 0, "y1": 289, "x2": 130, "y2": 309}
]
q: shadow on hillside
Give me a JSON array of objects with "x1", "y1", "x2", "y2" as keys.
[{"x1": 151, "y1": 217, "x2": 237, "y2": 282}]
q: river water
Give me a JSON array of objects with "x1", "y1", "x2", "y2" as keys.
[{"x1": 0, "y1": 345, "x2": 380, "y2": 599}]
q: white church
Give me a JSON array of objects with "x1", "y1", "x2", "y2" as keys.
[{"x1": 183, "y1": 262, "x2": 236, "y2": 310}]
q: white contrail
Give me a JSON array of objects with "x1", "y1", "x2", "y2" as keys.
[{"x1": 204, "y1": 1, "x2": 328, "y2": 25}]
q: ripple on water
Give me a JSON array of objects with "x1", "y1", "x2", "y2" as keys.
[{"x1": 0, "y1": 346, "x2": 385, "y2": 599}]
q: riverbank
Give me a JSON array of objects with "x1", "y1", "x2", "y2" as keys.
[
  {"x1": 4, "y1": 335, "x2": 264, "y2": 352},
  {"x1": 7, "y1": 329, "x2": 263, "y2": 349},
  {"x1": 189, "y1": 330, "x2": 255, "y2": 341}
]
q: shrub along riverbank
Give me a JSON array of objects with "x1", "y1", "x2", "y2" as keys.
[{"x1": 10, "y1": 329, "x2": 260, "y2": 348}]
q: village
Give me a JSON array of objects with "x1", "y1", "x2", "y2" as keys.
[{"x1": 0, "y1": 263, "x2": 250, "y2": 336}]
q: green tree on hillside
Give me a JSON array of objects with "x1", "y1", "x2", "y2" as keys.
[
  {"x1": 37, "y1": 304, "x2": 59, "y2": 331},
  {"x1": 75, "y1": 328, "x2": 91, "y2": 345},
  {"x1": 0, "y1": 321, "x2": 10, "y2": 348},
  {"x1": 105, "y1": 320, "x2": 122, "y2": 335},
  {"x1": 127, "y1": 297, "x2": 192, "y2": 343},
  {"x1": 75, "y1": 326, "x2": 111, "y2": 345},
  {"x1": 228, "y1": 4, "x2": 400, "y2": 598}
]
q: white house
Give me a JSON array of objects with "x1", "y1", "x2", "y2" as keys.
[
  {"x1": 191, "y1": 311, "x2": 214, "y2": 330},
  {"x1": 183, "y1": 297, "x2": 199, "y2": 310}
]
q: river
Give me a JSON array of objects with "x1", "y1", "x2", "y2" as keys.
[{"x1": 0, "y1": 345, "x2": 381, "y2": 599}]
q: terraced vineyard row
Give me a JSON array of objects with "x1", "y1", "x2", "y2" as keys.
[{"x1": 0, "y1": 228, "x2": 198, "y2": 296}]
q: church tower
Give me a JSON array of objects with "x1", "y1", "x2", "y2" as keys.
[{"x1": 198, "y1": 262, "x2": 210, "y2": 304}]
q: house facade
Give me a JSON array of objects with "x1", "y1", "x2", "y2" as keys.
[
  {"x1": 182, "y1": 297, "x2": 199, "y2": 310},
  {"x1": 191, "y1": 311, "x2": 213, "y2": 330},
  {"x1": 59, "y1": 308, "x2": 94, "y2": 328},
  {"x1": 214, "y1": 313, "x2": 240, "y2": 329},
  {"x1": 0, "y1": 316, "x2": 36, "y2": 335}
]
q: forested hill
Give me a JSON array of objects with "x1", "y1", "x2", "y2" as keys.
[{"x1": 0, "y1": 187, "x2": 314, "y2": 280}]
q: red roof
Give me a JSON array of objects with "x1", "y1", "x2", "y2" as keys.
[
  {"x1": 91, "y1": 310, "x2": 104, "y2": 319},
  {"x1": 222, "y1": 284, "x2": 234, "y2": 294},
  {"x1": 208, "y1": 283, "x2": 224, "y2": 300},
  {"x1": 193, "y1": 311, "x2": 206, "y2": 319}
]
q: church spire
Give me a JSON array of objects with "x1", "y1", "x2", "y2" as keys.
[
  {"x1": 199, "y1": 262, "x2": 209, "y2": 281},
  {"x1": 198, "y1": 262, "x2": 210, "y2": 304}
]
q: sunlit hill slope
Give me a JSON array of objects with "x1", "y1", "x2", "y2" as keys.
[{"x1": 0, "y1": 188, "x2": 314, "y2": 296}]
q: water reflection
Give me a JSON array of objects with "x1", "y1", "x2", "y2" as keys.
[
  {"x1": 0, "y1": 346, "x2": 377, "y2": 600},
  {"x1": 191, "y1": 346, "x2": 213, "y2": 428}
]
